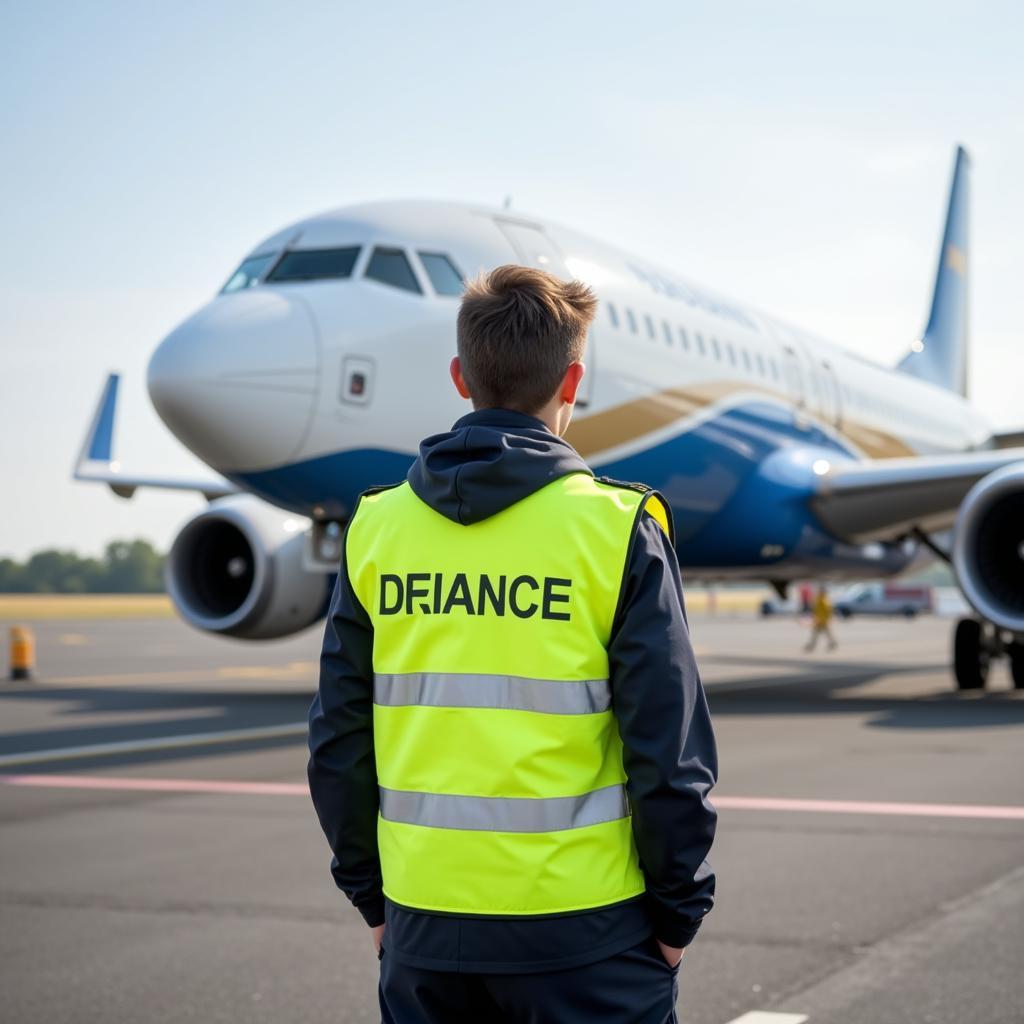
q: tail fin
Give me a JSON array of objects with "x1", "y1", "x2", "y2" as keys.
[{"x1": 896, "y1": 144, "x2": 970, "y2": 396}]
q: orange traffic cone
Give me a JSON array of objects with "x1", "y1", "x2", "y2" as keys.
[{"x1": 9, "y1": 626, "x2": 35, "y2": 681}]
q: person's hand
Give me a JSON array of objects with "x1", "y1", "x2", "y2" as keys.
[
  {"x1": 371, "y1": 924, "x2": 385, "y2": 956},
  {"x1": 657, "y1": 940, "x2": 684, "y2": 968}
]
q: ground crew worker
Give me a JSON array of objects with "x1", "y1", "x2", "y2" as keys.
[
  {"x1": 308, "y1": 265, "x2": 718, "y2": 1023},
  {"x1": 804, "y1": 585, "x2": 838, "y2": 652}
]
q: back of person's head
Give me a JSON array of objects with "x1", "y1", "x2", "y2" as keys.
[{"x1": 456, "y1": 265, "x2": 597, "y2": 414}]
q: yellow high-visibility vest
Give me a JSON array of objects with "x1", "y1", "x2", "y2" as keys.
[{"x1": 345, "y1": 471, "x2": 672, "y2": 916}]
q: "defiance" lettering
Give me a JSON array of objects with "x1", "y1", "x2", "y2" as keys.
[{"x1": 378, "y1": 572, "x2": 572, "y2": 621}]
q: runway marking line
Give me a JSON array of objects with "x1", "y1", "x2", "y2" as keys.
[
  {"x1": 1, "y1": 774, "x2": 308, "y2": 796},
  {"x1": 0, "y1": 722, "x2": 308, "y2": 768},
  {"x1": 1, "y1": 773, "x2": 1023, "y2": 823},
  {"x1": 714, "y1": 795, "x2": 1024, "y2": 821}
]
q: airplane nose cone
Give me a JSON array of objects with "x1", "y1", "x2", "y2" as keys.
[{"x1": 148, "y1": 290, "x2": 319, "y2": 471}]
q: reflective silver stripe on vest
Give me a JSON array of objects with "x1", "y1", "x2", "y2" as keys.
[
  {"x1": 373, "y1": 672, "x2": 610, "y2": 715},
  {"x1": 379, "y1": 783, "x2": 629, "y2": 833}
]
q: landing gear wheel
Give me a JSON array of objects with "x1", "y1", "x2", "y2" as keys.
[
  {"x1": 953, "y1": 619, "x2": 989, "y2": 691},
  {"x1": 1008, "y1": 642, "x2": 1024, "y2": 690}
]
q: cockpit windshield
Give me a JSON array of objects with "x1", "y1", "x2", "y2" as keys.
[
  {"x1": 267, "y1": 247, "x2": 361, "y2": 283},
  {"x1": 365, "y1": 247, "x2": 422, "y2": 293},
  {"x1": 418, "y1": 252, "x2": 464, "y2": 296},
  {"x1": 220, "y1": 243, "x2": 464, "y2": 298},
  {"x1": 220, "y1": 253, "x2": 276, "y2": 294}
]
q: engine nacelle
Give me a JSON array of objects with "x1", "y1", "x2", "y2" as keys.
[
  {"x1": 953, "y1": 464, "x2": 1024, "y2": 635},
  {"x1": 166, "y1": 495, "x2": 331, "y2": 639}
]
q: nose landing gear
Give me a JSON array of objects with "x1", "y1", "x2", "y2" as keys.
[
  {"x1": 953, "y1": 618, "x2": 1024, "y2": 691},
  {"x1": 1010, "y1": 641, "x2": 1024, "y2": 690}
]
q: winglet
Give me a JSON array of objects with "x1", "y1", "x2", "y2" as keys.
[
  {"x1": 897, "y1": 144, "x2": 970, "y2": 396},
  {"x1": 74, "y1": 372, "x2": 121, "y2": 471},
  {"x1": 73, "y1": 373, "x2": 238, "y2": 502}
]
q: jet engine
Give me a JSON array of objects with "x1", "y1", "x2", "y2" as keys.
[
  {"x1": 952, "y1": 463, "x2": 1024, "y2": 635},
  {"x1": 165, "y1": 495, "x2": 331, "y2": 639}
]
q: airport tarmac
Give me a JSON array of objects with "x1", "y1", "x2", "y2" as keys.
[{"x1": 1, "y1": 611, "x2": 1023, "y2": 1024}]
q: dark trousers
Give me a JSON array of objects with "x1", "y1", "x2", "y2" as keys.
[{"x1": 379, "y1": 936, "x2": 680, "y2": 1023}]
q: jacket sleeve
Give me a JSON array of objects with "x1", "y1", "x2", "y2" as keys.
[
  {"x1": 609, "y1": 511, "x2": 718, "y2": 948},
  {"x1": 307, "y1": 529, "x2": 384, "y2": 928}
]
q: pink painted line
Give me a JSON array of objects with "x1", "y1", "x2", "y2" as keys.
[
  {"x1": 2, "y1": 775, "x2": 1023, "y2": 822},
  {"x1": 715, "y1": 795, "x2": 1024, "y2": 821},
  {"x1": 0, "y1": 774, "x2": 308, "y2": 796}
]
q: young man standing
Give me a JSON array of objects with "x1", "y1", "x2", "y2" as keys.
[{"x1": 308, "y1": 265, "x2": 718, "y2": 1023}]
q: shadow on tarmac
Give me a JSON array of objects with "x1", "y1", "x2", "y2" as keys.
[
  {"x1": 3, "y1": 648, "x2": 1022, "y2": 782},
  {"x1": 703, "y1": 655, "x2": 1024, "y2": 730},
  {"x1": 0, "y1": 685, "x2": 313, "y2": 767}
]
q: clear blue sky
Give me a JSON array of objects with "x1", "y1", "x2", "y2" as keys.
[{"x1": 2, "y1": 1, "x2": 1022, "y2": 559}]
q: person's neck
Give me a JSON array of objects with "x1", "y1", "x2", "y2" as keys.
[
  {"x1": 470, "y1": 403, "x2": 564, "y2": 436},
  {"x1": 528, "y1": 398, "x2": 566, "y2": 436}
]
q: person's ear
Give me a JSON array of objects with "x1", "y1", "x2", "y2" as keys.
[
  {"x1": 450, "y1": 356, "x2": 472, "y2": 400},
  {"x1": 560, "y1": 361, "x2": 586, "y2": 405}
]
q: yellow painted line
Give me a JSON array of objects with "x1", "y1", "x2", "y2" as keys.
[
  {"x1": 684, "y1": 590, "x2": 770, "y2": 613},
  {"x1": 224, "y1": 662, "x2": 317, "y2": 680},
  {"x1": 57, "y1": 633, "x2": 91, "y2": 646},
  {"x1": 46, "y1": 661, "x2": 316, "y2": 686},
  {"x1": 0, "y1": 595, "x2": 175, "y2": 621},
  {"x1": 0, "y1": 722, "x2": 308, "y2": 769}
]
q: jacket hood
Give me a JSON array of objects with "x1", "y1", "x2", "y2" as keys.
[{"x1": 406, "y1": 408, "x2": 592, "y2": 525}]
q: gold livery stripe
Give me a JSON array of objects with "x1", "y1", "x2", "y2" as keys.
[{"x1": 565, "y1": 381, "x2": 916, "y2": 461}]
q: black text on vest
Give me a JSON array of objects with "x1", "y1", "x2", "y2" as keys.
[{"x1": 378, "y1": 573, "x2": 572, "y2": 621}]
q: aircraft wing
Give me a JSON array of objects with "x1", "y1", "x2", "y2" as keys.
[
  {"x1": 74, "y1": 373, "x2": 238, "y2": 501},
  {"x1": 811, "y1": 448, "x2": 1024, "y2": 543}
]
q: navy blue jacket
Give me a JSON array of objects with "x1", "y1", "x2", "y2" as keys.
[{"x1": 308, "y1": 409, "x2": 717, "y2": 973}]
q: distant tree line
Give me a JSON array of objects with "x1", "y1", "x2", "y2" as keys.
[{"x1": 0, "y1": 540, "x2": 165, "y2": 593}]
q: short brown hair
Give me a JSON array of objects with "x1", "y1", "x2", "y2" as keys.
[{"x1": 456, "y1": 264, "x2": 597, "y2": 413}]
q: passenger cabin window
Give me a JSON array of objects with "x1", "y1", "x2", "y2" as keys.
[
  {"x1": 644, "y1": 314, "x2": 655, "y2": 339},
  {"x1": 726, "y1": 343, "x2": 736, "y2": 366},
  {"x1": 742, "y1": 349, "x2": 752, "y2": 372},
  {"x1": 267, "y1": 247, "x2": 360, "y2": 283},
  {"x1": 711, "y1": 337, "x2": 721, "y2": 360},
  {"x1": 679, "y1": 327, "x2": 689, "y2": 350},
  {"x1": 756, "y1": 353, "x2": 766, "y2": 376},
  {"x1": 663, "y1": 321, "x2": 673, "y2": 345},
  {"x1": 626, "y1": 309, "x2": 638, "y2": 334},
  {"x1": 365, "y1": 247, "x2": 422, "y2": 293},
  {"x1": 221, "y1": 253, "x2": 276, "y2": 293},
  {"x1": 607, "y1": 303, "x2": 620, "y2": 328},
  {"x1": 418, "y1": 252, "x2": 464, "y2": 296},
  {"x1": 696, "y1": 333, "x2": 706, "y2": 356}
]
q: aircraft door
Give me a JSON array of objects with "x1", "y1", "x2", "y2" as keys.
[
  {"x1": 782, "y1": 346, "x2": 805, "y2": 411},
  {"x1": 494, "y1": 218, "x2": 593, "y2": 407},
  {"x1": 575, "y1": 329, "x2": 594, "y2": 408},
  {"x1": 818, "y1": 361, "x2": 842, "y2": 428}
]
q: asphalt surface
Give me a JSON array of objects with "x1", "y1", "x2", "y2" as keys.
[{"x1": 1, "y1": 611, "x2": 1023, "y2": 1024}]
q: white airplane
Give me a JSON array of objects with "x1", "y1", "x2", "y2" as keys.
[{"x1": 75, "y1": 145, "x2": 1024, "y2": 691}]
